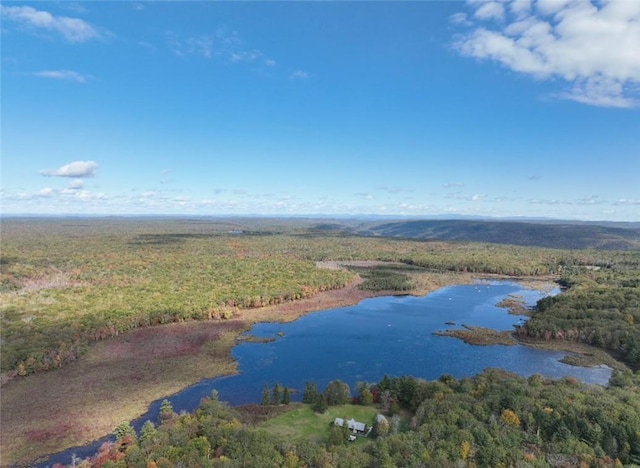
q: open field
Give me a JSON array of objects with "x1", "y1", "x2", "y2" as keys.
[{"x1": 256, "y1": 404, "x2": 379, "y2": 444}]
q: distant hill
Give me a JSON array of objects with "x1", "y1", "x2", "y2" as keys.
[{"x1": 357, "y1": 220, "x2": 640, "y2": 250}]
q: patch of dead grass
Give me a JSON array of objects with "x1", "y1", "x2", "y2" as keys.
[
  {"x1": 0, "y1": 272, "x2": 487, "y2": 466},
  {"x1": 18, "y1": 269, "x2": 87, "y2": 293}
]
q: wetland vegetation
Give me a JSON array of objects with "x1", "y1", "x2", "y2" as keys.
[{"x1": 1, "y1": 217, "x2": 639, "y2": 466}]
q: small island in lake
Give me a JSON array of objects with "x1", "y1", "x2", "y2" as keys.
[{"x1": 434, "y1": 324, "x2": 517, "y2": 346}]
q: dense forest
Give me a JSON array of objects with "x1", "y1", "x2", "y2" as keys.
[
  {"x1": 52, "y1": 369, "x2": 640, "y2": 467},
  {"x1": 4, "y1": 217, "x2": 622, "y2": 377},
  {"x1": 2, "y1": 217, "x2": 640, "y2": 467},
  {"x1": 6, "y1": 220, "x2": 640, "y2": 375},
  {"x1": 519, "y1": 264, "x2": 640, "y2": 369},
  {"x1": 2, "y1": 218, "x2": 639, "y2": 374}
]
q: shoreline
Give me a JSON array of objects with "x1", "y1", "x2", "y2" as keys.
[
  {"x1": 1, "y1": 273, "x2": 560, "y2": 466},
  {"x1": 1, "y1": 278, "x2": 379, "y2": 466}
]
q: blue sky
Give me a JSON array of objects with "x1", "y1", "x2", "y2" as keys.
[{"x1": 2, "y1": 0, "x2": 639, "y2": 221}]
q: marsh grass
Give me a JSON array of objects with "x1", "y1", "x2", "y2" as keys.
[
  {"x1": 434, "y1": 325, "x2": 517, "y2": 346},
  {"x1": 515, "y1": 335, "x2": 627, "y2": 371},
  {"x1": 497, "y1": 294, "x2": 532, "y2": 316},
  {"x1": 2, "y1": 217, "x2": 631, "y2": 465},
  {"x1": 0, "y1": 321, "x2": 241, "y2": 465},
  {"x1": 0, "y1": 281, "x2": 379, "y2": 466}
]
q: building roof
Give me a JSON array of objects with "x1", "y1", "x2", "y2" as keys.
[{"x1": 335, "y1": 417, "x2": 366, "y2": 432}]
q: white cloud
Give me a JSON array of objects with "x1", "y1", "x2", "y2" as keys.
[
  {"x1": 34, "y1": 70, "x2": 87, "y2": 83},
  {"x1": 41, "y1": 160, "x2": 97, "y2": 178},
  {"x1": 290, "y1": 70, "x2": 309, "y2": 80},
  {"x1": 474, "y1": 2, "x2": 506, "y2": 21},
  {"x1": 450, "y1": 12, "x2": 472, "y2": 26},
  {"x1": 536, "y1": 0, "x2": 573, "y2": 15},
  {"x1": 454, "y1": 0, "x2": 640, "y2": 107},
  {"x1": 68, "y1": 179, "x2": 84, "y2": 189},
  {"x1": 38, "y1": 188, "x2": 55, "y2": 197},
  {"x1": 510, "y1": 0, "x2": 533, "y2": 19},
  {"x1": 1, "y1": 5, "x2": 100, "y2": 42}
]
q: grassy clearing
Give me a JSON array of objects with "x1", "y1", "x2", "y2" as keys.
[{"x1": 256, "y1": 404, "x2": 379, "y2": 444}]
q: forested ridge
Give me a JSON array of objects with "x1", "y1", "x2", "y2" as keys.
[{"x1": 359, "y1": 220, "x2": 640, "y2": 251}]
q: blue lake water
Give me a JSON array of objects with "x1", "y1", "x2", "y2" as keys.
[{"x1": 41, "y1": 281, "x2": 612, "y2": 466}]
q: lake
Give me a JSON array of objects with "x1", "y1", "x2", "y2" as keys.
[{"x1": 41, "y1": 281, "x2": 611, "y2": 466}]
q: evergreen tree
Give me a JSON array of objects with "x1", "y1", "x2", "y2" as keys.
[
  {"x1": 282, "y1": 386, "x2": 290, "y2": 405},
  {"x1": 379, "y1": 374, "x2": 392, "y2": 392},
  {"x1": 272, "y1": 383, "x2": 281, "y2": 405},
  {"x1": 159, "y1": 399, "x2": 176, "y2": 423},
  {"x1": 114, "y1": 421, "x2": 136, "y2": 442},
  {"x1": 262, "y1": 385, "x2": 271, "y2": 406},
  {"x1": 139, "y1": 421, "x2": 158, "y2": 449},
  {"x1": 302, "y1": 381, "x2": 319, "y2": 404},
  {"x1": 312, "y1": 395, "x2": 328, "y2": 413}
]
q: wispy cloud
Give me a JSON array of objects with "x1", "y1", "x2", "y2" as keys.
[
  {"x1": 166, "y1": 27, "x2": 277, "y2": 69},
  {"x1": 290, "y1": 70, "x2": 309, "y2": 80},
  {"x1": 230, "y1": 50, "x2": 261, "y2": 63},
  {"x1": 450, "y1": 12, "x2": 472, "y2": 26},
  {"x1": 3, "y1": 187, "x2": 107, "y2": 203},
  {"x1": 167, "y1": 33, "x2": 213, "y2": 58},
  {"x1": 528, "y1": 194, "x2": 613, "y2": 206},
  {"x1": 443, "y1": 182, "x2": 465, "y2": 189},
  {"x1": 1, "y1": 5, "x2": 101, "y2": 42},
  {"x1": 41, "y1": 160, "x2": 97, "y2": 178},
  {"x1": 68, "y1": 179, "x2": 84, "y2": 189},
  {"x1": 615, "y1": 198, "x2": 640, "y2": 206},
  {"x1": 34, "y1": 70, "x2": 87, "y2": 83},
  {"x1": 375, "y1": 185, "x2": 412, "y2": 195},
  {"x1": 453, "y1": 0, "x2": 640, "y2": 108}
]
